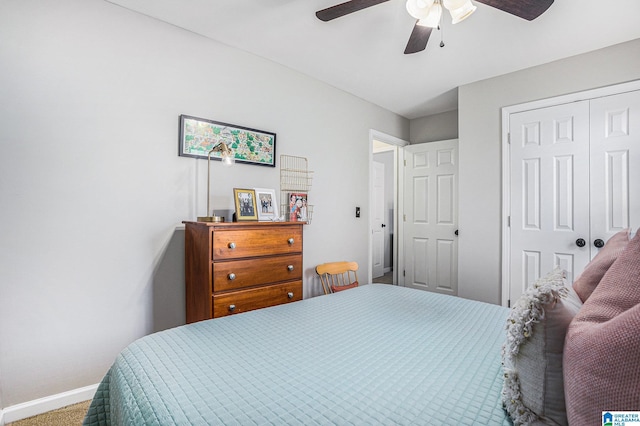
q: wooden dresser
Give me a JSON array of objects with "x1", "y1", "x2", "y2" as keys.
[{"x1": 183, "y1": 221, "x2": 304, "y2": 323}]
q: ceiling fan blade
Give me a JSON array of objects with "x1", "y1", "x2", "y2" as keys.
[
  {"x1": 404, "y1": 22, "x2": 432, "y2": 55},
  {"x1": 475, "y1": 0, "x2": 553, "y2": 21},
  {"x1": 316, "y1": 0, "x2": 389, "y2": 22}
]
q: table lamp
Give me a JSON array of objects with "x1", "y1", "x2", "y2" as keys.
[{"x1": 197, "y1": 142, "x2": 235, "y2": 222}]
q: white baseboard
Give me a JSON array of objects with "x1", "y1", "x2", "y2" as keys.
[{"x1": 2, "y1": 384, "x2": 98, "y2": 424}]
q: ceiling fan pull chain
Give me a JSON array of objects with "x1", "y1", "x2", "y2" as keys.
[{"x1": 437, "y1": 0, "x2": 445, "y2": 47}]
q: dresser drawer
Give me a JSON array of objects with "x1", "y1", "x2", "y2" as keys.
[
  {"x1": 213, "y1": 254, "x2": 302, "y2": 292},
  {"x1": 212, "y1": 226, "x2": 302, "y2": 260},
  {"x1": 213, "y1": 281, "x2": 302, "y2": 318}
]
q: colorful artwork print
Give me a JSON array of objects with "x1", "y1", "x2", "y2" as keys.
[
  {"x1": 289, "y1": 192, "x2": 308, "y2": 222},
  {"x1": 179, "y1": 115, "x2": 276, "y2": 167}
]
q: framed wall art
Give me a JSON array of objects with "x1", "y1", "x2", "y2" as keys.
[
  {"x1": 254, "y1": 188, "x2": 279, "y2": 221},
  {"x1": 233, "y1": 188, "x2": 258, "y2": 221},
  {"x1": 179, "y1": 115, "x2": 276, "y2": 167}
]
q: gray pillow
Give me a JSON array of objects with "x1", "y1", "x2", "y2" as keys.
[{"x1": 502, "y1": 267, "x2": 582, "y2": 425}]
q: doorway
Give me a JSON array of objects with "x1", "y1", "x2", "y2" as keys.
[{"x1": 369, "y1": 130, "x2": 408, "y2": 285}]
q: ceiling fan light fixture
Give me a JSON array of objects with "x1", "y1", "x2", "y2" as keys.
[
  {"x1": 406, "y1": 0, "x2": 436, "y2": 20},
  {"x1": 416, "y1": 3, "x2": 442, "y2": 27},
  {"x1": 444, "y1": 0, "x2": 476, "y2": 24}
]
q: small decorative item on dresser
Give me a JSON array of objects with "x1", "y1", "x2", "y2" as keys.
[
  {"x1": 288, "y1": 192, "x2": 308, "y2": 222},
  {"x1": 254, "y1": 188, "x2": 279, "y2": 221},
  {"x1": 233, "y1": 188, "x2": 258, "y2": 221}
]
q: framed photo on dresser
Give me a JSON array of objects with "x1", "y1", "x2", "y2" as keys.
[
  {"x1": 288, "y1": 192, "x2": 308, "y2": 222},
  {"x1": 233, "y1": 188, "x2": 258, "y2": 221},
  {"x1": 254, "y1": 188, "x2": 279, "y2": 221}
]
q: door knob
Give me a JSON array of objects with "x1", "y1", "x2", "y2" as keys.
[
  {"x1": 576, "y1": 238, "x2": 586, "y2": 247},
  {"x1": 381, "y1": 224, "x2": 386, "y2": 228},
  {"x1": 455, "y1": 229, "x2": 459, "y2": 236},
  {"x1": 594, "y1": 239, "x2": 605, "y2": 248}
]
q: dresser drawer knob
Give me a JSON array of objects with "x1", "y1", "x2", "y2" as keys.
[
  {"x1": 287, "y1": 292, "x2": 294, "y2": 299},
  {"x1": 228, "y1": 273, "x2": 236, "y2": 280},
  {"x1": 229, "y1": 304, "x2": 236, "y2": 312},
  {"x1": 287, "y1": 238, "x2": 294, "y2": 245},
  {"x1": 228, "y1": 242, "x2": 236, "y2": 249},
  {"x1": 287, "y1": 265, "x2": 294, "y2": 271}
]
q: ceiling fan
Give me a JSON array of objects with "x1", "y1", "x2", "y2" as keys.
[{"x1": 316, "y1": 0, "x2": 554, "y2": 54}]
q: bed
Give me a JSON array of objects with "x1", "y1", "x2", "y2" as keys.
[{"x1": 84, "y1": 284, "x2": 511, "y2": 425}]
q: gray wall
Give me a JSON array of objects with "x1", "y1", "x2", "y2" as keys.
[
  {"x1": 0, "y1": 0, "x2": 408, "y2": 407},
  {"x1": 457, "y1": 38, "x2": 640, "y2": 304},
  {"x1": 410, "y1": 109, "x2": 459, "y2": 143}
]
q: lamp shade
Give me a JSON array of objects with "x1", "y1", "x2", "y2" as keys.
[
  {"x1": 406, "y1": 0, "x2": 435, "y2": 20},
  {"x1": 416, "y1": 2, "x2": 442, "y2": 27},
  {"x1": 218, "y1": 143, "x2": 235, "y2": 166},
  {"x1": 443, "y1": 0, "x2": 476, "y2": 24}
]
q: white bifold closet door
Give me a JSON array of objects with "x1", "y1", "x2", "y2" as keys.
[{"x1": 508, "y1": 89, "x2": 640, "y2": 304}]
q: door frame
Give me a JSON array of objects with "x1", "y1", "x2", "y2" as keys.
[
  {"x1": 501, "y1": 79, "x2": 640, "y2": 307},
  {"x1": 369, "y1": 129, "x2": 408, "y2": 285}
]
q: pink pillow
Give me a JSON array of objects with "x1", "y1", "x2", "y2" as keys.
[
  {"x1": 564, "y1": 231, "x2": 640, "y2": 426},
  {"x1": 572, "y1": 229, "x2": 630, "y2": 302},
  {"x1": 331, "y1": 281, "x2": 358, "y2": 292}
]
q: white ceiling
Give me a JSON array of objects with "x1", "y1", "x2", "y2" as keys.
[{"x1": 106, "y1": 0, "x2": 640, "y2": 119}]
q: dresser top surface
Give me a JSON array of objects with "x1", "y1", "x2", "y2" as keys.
[{"x1": 183, "y1": 221, "x2": 305, "y2": 228}]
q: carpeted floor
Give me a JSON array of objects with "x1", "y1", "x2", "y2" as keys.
[
  {"x1": 7, "y1": 400, "x2": 91, "y2": 426},
  {"x1": 372, "y1": 270, "x2": 394, "y2": 284}
]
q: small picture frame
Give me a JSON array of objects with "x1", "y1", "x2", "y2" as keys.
[
  {"x1": 233, "y1": 188, "x2": 258, "y2": 221},
  {"x1": 288, "y1": 192, "x2": 308, "y2": 222},
  {"x1": 254, "y1": 188, "x2": 279, "y2": 221}
]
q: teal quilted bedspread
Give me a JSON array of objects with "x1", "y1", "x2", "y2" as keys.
[{"x1": 84, "y1": 284, "x2": 511, "y2": 425}]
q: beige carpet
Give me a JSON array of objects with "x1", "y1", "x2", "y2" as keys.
[
  {"x1": 7, "y1": 400, "x2": 91, "y2": 426},
  {"x1": 372, "y1": 271, "x2": 394, "y2": 284}
]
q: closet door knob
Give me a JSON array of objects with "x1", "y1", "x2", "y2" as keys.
[
  {"x1": 228, "y1": 273, "x2": 236, "y2": 280},
  {"x1": 576, "y1": 238, "x2": 586, "y2": 247},
  {"x1": 594, "y1": 239, "x2": 605, "y2": 248}
]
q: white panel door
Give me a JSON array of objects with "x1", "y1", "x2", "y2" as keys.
[
  {"x1": 509, "y1": 101, "x2": 591, "y2": 303},
  {"x1": 372, "y1": 161, "x2": 385, "y2": 278},
  {"x1": 403, "y1": 140, "x2": 458, "y2": 295},
  {"x1": 589, "y1": 90, "x2": 640, "y2": 246}
]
